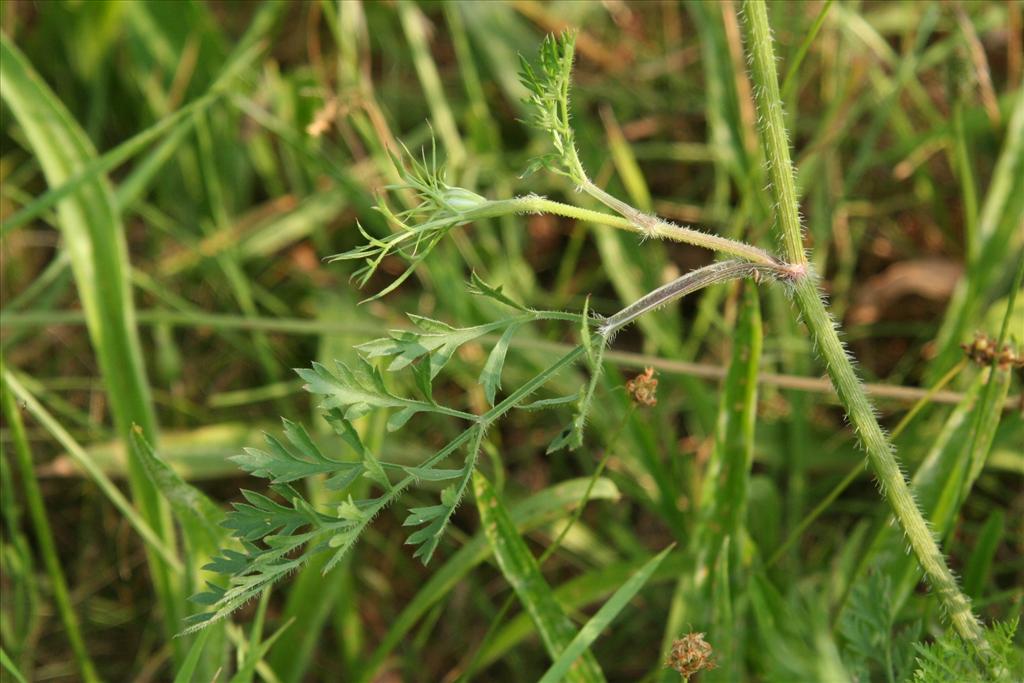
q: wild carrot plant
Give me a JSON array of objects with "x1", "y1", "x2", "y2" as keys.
[
  {"x1": 5, "y1": 2, "x2": 1021, "y2": 681},
  {"x1": 188, "y1": 8, "x2": 1020, "y2": 680}
]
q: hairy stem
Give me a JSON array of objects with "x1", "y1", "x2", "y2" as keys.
[
  {"x1": 580, "y1": 181, "x2": 780, "y2": 266},
  {"x1": 598, "y1": 259, "x2": 774, "y2": 337},
  {"x1": 496, "y1": 195, "x2": 779, "y2": 266},
  {"x1": 743, "y1": 0, "x2": 987, "y2": 650}
]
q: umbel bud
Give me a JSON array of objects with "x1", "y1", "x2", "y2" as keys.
[{"x1": 442, "y1": 187, "x2": 488, "y2": 213}]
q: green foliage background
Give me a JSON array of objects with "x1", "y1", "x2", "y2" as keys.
[{"x1": 1, "y1": 1, "x2": 1021, "y2": 681}]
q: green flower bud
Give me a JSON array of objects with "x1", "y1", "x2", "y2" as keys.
[{"x1": 442, "y1": 187, "x2": 488, "y2": 213}]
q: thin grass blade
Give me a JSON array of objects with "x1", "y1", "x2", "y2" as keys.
[
  {"x1": 537, "y1": 545, "x2": 673, "y2": 683},
  {"x1": 0, "y1": 33, "x2": 184, "y2": 647},
  {"x1": 472, "y1": 471, "x2": 606, "y2": 682}
]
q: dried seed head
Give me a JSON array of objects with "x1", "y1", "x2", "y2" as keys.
[
  {"x1": 666, "y1": 632, "x2": 716, "y2": 678},
  {"x1": 626, "y1": 367, "x2": 658, "y2": 406},
  {"x1": 961, "y1": 333, "x2": 1024, "y2": 369}
]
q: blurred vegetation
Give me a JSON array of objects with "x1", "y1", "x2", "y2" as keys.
[{"x1": 1, "y1": 1, "x2": 1022, "y2": 681}]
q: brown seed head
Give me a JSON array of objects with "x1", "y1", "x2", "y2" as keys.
[
  {"x1": 626, "y1": 367, "x2": 658, "y2": 406},
  {"x1": 666, "y1": 632, "x2": 716, "y2": 678},
  {"x1": 962, "y1": 333, "x2": 1024, "y2": 369}
]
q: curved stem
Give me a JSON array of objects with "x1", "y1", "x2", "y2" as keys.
[
  {"x1": 744, "y1": 0, "x2": 987, "y2": 651},
  {"x1": 597, "y1": 259, "x2": 774, "y2": 337}
]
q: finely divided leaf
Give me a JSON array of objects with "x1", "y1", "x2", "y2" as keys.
[
  {"x1": 468, "y1": 271, "x2": 528, "y2": 311},
  {"x1": 326, "y1": 140, "x2": 491, "y2": 300},
  {"x1": 323, "y1": 411, "x2": 391, "y2": 491},
  {"x1": 299, "y1": 358, "x2": 408, "y2": 417},
  {"x1": 516, "y1": 394, "x2": 581, "y2": 411},
  {"x1": 357, "y1": 317, "x2": 502, "y2": 379},
  {"x1": 221, "y1": 489, "x2": 318, "y2": 542},
  {"x1": 401, "y1": 466, "x2": 465, "y2": 482},
  {"x1": 517, "y1": 31, "x2": 583, "y2": 182},
  {"x1": 403, "y1": 427, "x2": 484, "y2": 564},
  {"x1": 231, "y1": 419, "x2": 353, "y2": 485},
  {"x1": 519, "y1": 32, "x2": 576, "y2": 152},
  {"x1": 546, "y1": 389, "x2": 588, "y2": 454},
  {"x1": 480, "y1": 323, "x2": 520, "y2": 405}
]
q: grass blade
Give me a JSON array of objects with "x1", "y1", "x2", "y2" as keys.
[
  {"x1": 2, "y1": 368, "x2": 181, "y2": 572},
  {"x1": 537, "y1": 546, "x2": 673, "y2": 683},
  {"x1": 130, "y1": 427, "x2": 226, "y2": 552},
  {"x1": 963, "y1": 511, "x2": 1004, "y2": 600},
  {"x1": 930, "y1": 88, "x2": 1024, "y2": 378},
  {"x1": 780, "y1": 0, "x2": 835, "y2": 101},
  {"x1": 0, "y1": 40, "x2": 267, "y2": 236},
  {"x1": 0, "y1": 647, "x2": 28, "y2": 683},
  {"x1": 472, "y1": 471, "x2": 606, "y2": 682},
  {"x1": 2, "y1": 92, "x2": 217, "y2": 236},
  {"x1": 0, "y1": 363, "x2": 99, "y2": 683},
  {"x1": 705, "y1": 284, "x2": 762, "y2": 542},
  {"x1": 172, "y1": 628, "x2": 213, "y2": 683},
  {"x1": 0, "y1": 422, "x2": 38, "y2": 663},
  {"x1": 661, "y1": 283, "x2": 761, "y2": 678},
  {"x1": 229, "y1": 613, "x2": 294, "y2": 683},
  {"x1": 476, "y1": 550, "x2": 687, "y2": 669},
  {"x1": 0, "y1": 33, "x2": 184, "y2": 649},
  {"x1": 131, "y1": 415, "x2": 232, "y2": 679},
  {"x1": 397, "y1": 0, "x2": 466, "y2": 169}
]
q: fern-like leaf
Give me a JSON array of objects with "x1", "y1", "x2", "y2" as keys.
[
  {"x1": 911, "y1": 618, "x2": 1020, "y2": 683},
  {"x1": 517, "y1": 30, "x2": 586, "y2": 183},
  {"x1": 479, "y1": 323, "x2": 519, "y2": 406},
  {"x1": 467, "y1": 271, "x2": 527, "y2": 311},
  {"x1": 298, "y1": 356, "x2": 474, "y2": 428},
  {"x1": 231, "y1": 419, "x2": 357, "y2": 487},
  {"x1": 839, "y1": 572, "x2": 922, "y2": 682},
  {"x1": 356, "y1": 314, "x2": 510, "y2": 379},
  {"x1": 403, "y1": 426, "x2": 484, "y2": 563},
  {"x1": 192, "y1": 31, "x2": 628, "y2": 621}
]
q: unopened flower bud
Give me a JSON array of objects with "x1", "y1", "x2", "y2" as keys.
[{"x1": 443, "y1": 187, "x2": 488, "y2": 213}]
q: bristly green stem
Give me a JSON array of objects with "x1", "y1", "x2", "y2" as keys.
[
  {"x1": 495, "y1": 195, "x2": 779, "y2": 267},
  {"x1": 743, "y1": 5, "x2": 808, "y2": 268},
  {"x1": 767, "y1": 359, "x2": 967, "y2": 570},
  {"x1": 743, "y1": 0, "x2": 988, "y2": 652},
  {"x1": 515, "y1": 28, "x2": 779, "y2": 268}
]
